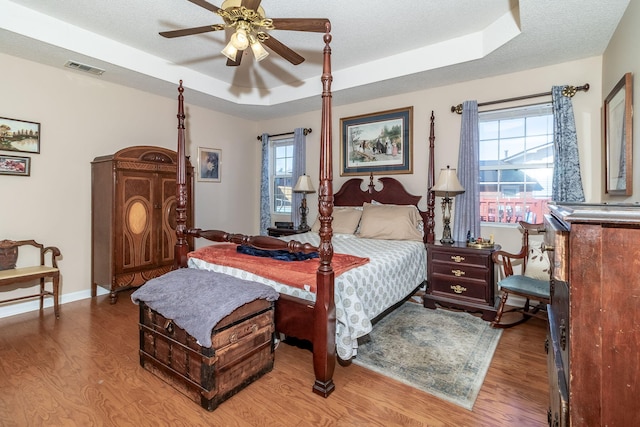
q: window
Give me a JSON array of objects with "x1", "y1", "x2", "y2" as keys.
[
  {"x1": 479, "y1": 103, "x2": 553, "y2": 224},
  {"x1": 271, "y1": 138, "x2": 294, "y2": 214}
]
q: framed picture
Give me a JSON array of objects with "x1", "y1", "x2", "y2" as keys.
[
  {"x1": 0, "y1": 117, "x2": 41, "y2": 154},
  {"x1": 0, "y1": 154, "x2": 31, "y2": 176},
  {"x1": 197, "y1": 147, "x2": 221, "y2": 182},
  {"x1": 340, "y1": 106, "x2": 413, "y2": 176},
  {"x1": 604, "y1": 72, "x2": 633, "y2": 196}
]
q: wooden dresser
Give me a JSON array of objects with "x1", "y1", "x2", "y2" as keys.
[
  {"x1": 545, "y1": 204, "x2": 640, "y2": 427},
  {"x1": 91, "y1": 146, "x2": 193, "y2": 303},
  {"x1": 423, "y1": 242, "x2": 499, "y2": 321}
]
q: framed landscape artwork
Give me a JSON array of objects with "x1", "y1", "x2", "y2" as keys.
[
  {"x1": 340, "y1": 106, "x2": 413, "y2": 176},
  {"x1": 197, "y1": 147, "x2": 221, "y2": 182},
  {"x1": 0, "y1": 117, "x2": 41, "y2": 154}
]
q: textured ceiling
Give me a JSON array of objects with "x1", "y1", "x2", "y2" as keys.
[{"x1": 0, "y1": 0, "x2": 630, "y2": 120}]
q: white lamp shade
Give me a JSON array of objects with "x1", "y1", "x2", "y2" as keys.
[
  {"x1": 221, "y1": 41, "x2": 238, "y2": 61},
  {"x1": 250, "y1": 40, "x2": 269, "y2": 61},
  {"x1": 432, "y1": 166, "x2": 465, "y2": 196},
  {"x1": 293, "y1": 175, "x2": 315, "y2": 193},
  {"x1": 230, "y1": 28, "x2": 249, "y2": 50}
]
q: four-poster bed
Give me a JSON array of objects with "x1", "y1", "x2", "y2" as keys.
[{"x1": 173, "y1": 22, "x2": 437, "y2": 397}]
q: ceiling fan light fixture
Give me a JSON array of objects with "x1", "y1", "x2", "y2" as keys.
[
  {"x1": 230, "y1": 27, "x2": 249, "y2": 50},
  {"x1": 250, "y1": 38, "x2": 268, "y2": 62},
  {"x1": 221, "y1": 41, "x2": 239, "y2": 61}
]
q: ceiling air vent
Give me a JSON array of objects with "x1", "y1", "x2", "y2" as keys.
[{"x1": 64, "y1": 60, "x2": 105, "y2": 75}]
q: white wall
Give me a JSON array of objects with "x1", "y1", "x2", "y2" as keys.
[
  {"x1": 0, "y1": 49, "x2": 608, "y2": 316},
  {"x1": 0, "y1": 53, "x2": 258, "y2": 312},
  {"x1": 602, "y1": 0, "x2": 639, "y2": 203},
  {"x1": 261, "y1": 56, "x2": 604, "y2": 254}
]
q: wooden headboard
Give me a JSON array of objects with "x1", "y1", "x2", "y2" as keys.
[
  {"x1": 334, "y1": 175, "x2": 430, "y2": 243},
  {"x1": 334, "y1": 111, "x2": 436, "y2": 244}
]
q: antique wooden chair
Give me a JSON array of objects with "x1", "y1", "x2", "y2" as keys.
[
  {"x1": 491, "y1": 221, "x2": 550, "y2": 328},
  {"x1": 0, "y1": 239, "x2": 61, "y2": 318}
]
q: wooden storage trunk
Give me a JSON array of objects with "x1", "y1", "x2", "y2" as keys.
[{"x1": 138, "y1": 299, "x2": 275, "y2": 411}]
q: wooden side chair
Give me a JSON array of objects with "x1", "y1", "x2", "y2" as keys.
[
  {"x1": 491, "y1": 221, "x2": 550, "y2": 328},
  {"x1": 0, "y1": 239, "x2": 61, "y2": 318}
]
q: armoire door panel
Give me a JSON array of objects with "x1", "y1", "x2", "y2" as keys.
[
  {"x1": 123, "y1": 196, "x2": 154, "y2": 269},
  {"x1": 159, "y1": 174, "x2": 179, "y2": 263},
  {"x1": 118, "y1": 174, "x2": 155, "y2": 271}
]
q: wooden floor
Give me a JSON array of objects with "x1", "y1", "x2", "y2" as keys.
[{"x1": 0, "y1": 292, "x2": 549, "y2": 426}]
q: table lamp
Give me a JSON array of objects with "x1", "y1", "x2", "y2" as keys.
[
  {"x1": 431, "y1": 165, "x2": 465, "y2": 244},
  {"x1": 293, "y1": 174, "x2": 315, "y2": 229}
]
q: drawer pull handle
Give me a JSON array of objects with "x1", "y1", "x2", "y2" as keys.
[
  {"x1": 452, "y1": 269, "x2": 465, "y2": 277},
  {"x1": 451, "y1": 255, "x2": 465, "y2": 263},
  {"x1": 542, "y1": 244, "x2": 555, "y2": 252},
  {"x1": 450, "y1": 284, "x2": 467, "y2": 294}
]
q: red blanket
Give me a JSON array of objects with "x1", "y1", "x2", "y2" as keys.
[{"x1": 188, "y1": 244, "x2": 370, "y2": 293}]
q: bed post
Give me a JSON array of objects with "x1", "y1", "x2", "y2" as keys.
[
  {"x1": 313, "y1": 22, "x2": 336, "y2": 398},
  {"x1": 174, "y1": 80, "x2": 189, "y2": 268},
  {"x1": 426, "y1": 111, "x2": 436, "y2": 244}
]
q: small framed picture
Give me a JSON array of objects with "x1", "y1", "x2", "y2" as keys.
[
  {"x1": 0, "y1": 117, "x2": 41, "y2": 154},
  {"x1": 0, "y1": 154, "x2": 31, "y2": 176},
  {"x1": 197, "y1": 147, "x2": 221, "y2": 182}
]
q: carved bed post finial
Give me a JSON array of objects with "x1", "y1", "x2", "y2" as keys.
[
  {"x1": 368, "y1": 172, "x2": 375, "y2": 194},
  {"x1": 175, "y1": 80, "x2": 189, "y2": 268}
]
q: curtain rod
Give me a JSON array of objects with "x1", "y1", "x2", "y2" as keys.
[
  {"x1": 256, "y1": 128, "x2": 312, "y2": 141},
  {"x1": 450, "y1": 83, "x2": 590, "y2": 114}
]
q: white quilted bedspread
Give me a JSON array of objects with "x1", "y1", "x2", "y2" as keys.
[{"x1": 188, "y1": 232, "x2": 427, "y2": 360}]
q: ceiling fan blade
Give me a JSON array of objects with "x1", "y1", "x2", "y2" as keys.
[
  {"x1": 241, "y1": 0, "x2": 262, "y2": 10},
  {"x1": 270, "y1": 18, "x2": 330, "y2": 33},
  {"x1": 226, "y1": 51, "x2": 243, "y2": 66},
  {"x1": 187, "y1": 0, "x2": 220, "y2": 13},
  {"x1": 159, "y1": 25, "x2": 222, "y2": 38},
  {"x1": 262, "y1": 36, "x2": 304, "y2": 65}
]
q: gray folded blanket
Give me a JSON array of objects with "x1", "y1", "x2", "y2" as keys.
[{"x1": 131, "y1": 268, "x2": 279, "y2": 348}]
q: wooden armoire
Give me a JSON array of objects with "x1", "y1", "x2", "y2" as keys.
[{"x1": 91, "y1": 146, "x2": 193, "y2": 303}]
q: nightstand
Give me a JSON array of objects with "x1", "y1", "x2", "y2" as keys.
[
  {"x1": 267, "y1": 226, "x2": 310, "y2": 237},
  {"x1": 423, "y1": 241, "x2": 499, "y2": 321}
]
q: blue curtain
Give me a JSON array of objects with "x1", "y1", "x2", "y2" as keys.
[
  {"x1": 552, "y1": 86, "x2": 585, "y2": 202},
  {"x1": 291, "y1": 128, "x2": 307, "y2": 228},
  {"x1": 453, "y1": 100, "x2": 480, "y2": 242},
  {"x1": 259, "y1": 133, "x2": 271, "y2": 235}
]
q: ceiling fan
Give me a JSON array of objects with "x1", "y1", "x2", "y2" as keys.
[{"x1": 159, "y1": 0, "x2": 329, "y2": 66}]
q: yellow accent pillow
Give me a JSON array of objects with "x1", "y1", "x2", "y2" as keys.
[{"x1": 357, "y1": 202, "x2": 423, "y2": 241}]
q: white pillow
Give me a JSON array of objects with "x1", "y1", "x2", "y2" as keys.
[{"x1": 524, "y1": 242, "x2": 551, "y2": 281}]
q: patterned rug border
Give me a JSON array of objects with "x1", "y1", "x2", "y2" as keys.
[{"x1": 352, "y1": 303, "x2": 503, "y2": 410}]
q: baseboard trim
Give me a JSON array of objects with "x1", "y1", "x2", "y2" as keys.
[{"x1": 0, "y1": 287, "x2": 110, "y2": 319}]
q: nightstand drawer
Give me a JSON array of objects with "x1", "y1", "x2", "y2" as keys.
[
  {"x1": 432, "y1": 261, "x2": 487, "y2": 281},
  {"x1": 430, "y1": 250, "x2": 488, "y2": 267},
  {"x1": 430, "y1": 275, "x2": 489, "y2": 301}
]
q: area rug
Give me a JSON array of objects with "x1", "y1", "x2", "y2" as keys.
[{"x1": 352, "y1": 303, "x2": 502, "y2": 410}]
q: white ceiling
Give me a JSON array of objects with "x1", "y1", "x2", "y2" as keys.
[{"x1": 0, "y1": 0, "x2": 630, "y2": 120}]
